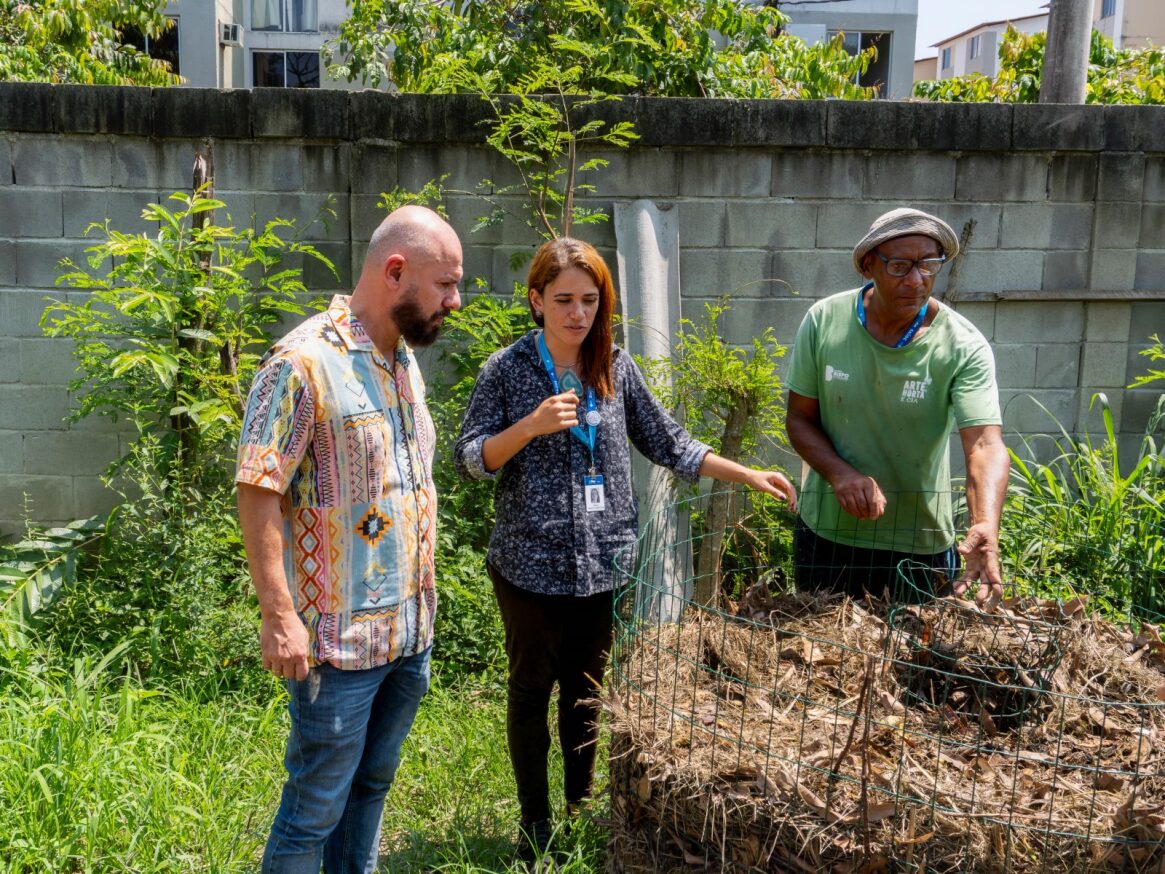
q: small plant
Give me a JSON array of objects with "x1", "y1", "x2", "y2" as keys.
[
  {"x1": 467, "y1": 62, "x2": 637, "y2": 243},
  {"x1": 42, "y1": 191, "x2": 333, "y2": 492},
  {"x1": 1131, "y1": 334, "x2": 1165, "y2": 388},
  {"x1": 0, "y1": 516, "x2": 104, "y2": 648},
  {"x1": 639, "y1": 299, "x2": 791, "y2": 604}
]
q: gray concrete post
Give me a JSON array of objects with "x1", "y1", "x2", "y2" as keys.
[
  {"x1": 614, "y1": 200, "x2": 690, "y2": 621},
  {"x1": 1041, "y1": 0, "x2": 1092, "y2": 104}
]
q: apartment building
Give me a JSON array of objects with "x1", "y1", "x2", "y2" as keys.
[
  {"x1": 923, "y1": 0, "x2": 1164, "y2": 84},
  {"x1": 771, "y1": 0, "x2": 920, "y2": 99},
  {"x1": 138, "y1": 0, "x2": 350, "y2": 89},
  {"x1": 1093, "y1": 0, "x2": 1165, "y2": 49},
  {"x1": 929, "y1": 11, "x2": 1049, "y2": 81}
]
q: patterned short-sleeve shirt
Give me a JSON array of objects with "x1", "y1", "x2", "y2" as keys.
[{"x1": 237, "y1": 295, "x2": 437, "y2": 670}]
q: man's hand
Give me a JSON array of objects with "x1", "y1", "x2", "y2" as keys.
[
  {"x1": 261, "y1": 608, "x2": 310, "y2": 681},
  {"x1": 829, "y1": 470, "x2": 886, "y2": 520},
  {"x1": 955, "y1": 521, "x2": 1004, "y2": 612}
]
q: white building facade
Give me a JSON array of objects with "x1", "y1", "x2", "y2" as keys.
[
  {"x1": 931, "y1": 12, "x2": 1048, "y2": 81},
  {"x1": 925, "y1": 0, "x2": 1165, "y2": 85},
  {"x1": 773, "y1": 0, "x2": 920, "y2": 99},
  {"x1": 1093, "y1": 0, "x2": 1165, "y2": 50},
  {"x1": 139, "y1": 0, "x2": 352, "y2": 90}
]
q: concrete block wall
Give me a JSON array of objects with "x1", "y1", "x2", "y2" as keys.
[{"x1": 0, "y1": 86, "x2": 1163, "y2": 535}]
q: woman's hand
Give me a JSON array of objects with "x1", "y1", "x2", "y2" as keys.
[
  {"x1": 697, "y1": 454, "x2": 798, "y2": 511},
  {"x1": 523, "y1": 390, "x2": 580, "y2": 437},
  {"x1": 481, "y1": 391, "x2": 580, "y2": 473},
  {"x1": 746, "y1": 469, "x2": 798, "y2": 512}
]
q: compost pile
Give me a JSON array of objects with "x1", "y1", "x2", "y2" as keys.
[{"x1": 608, "y1": 583, "x2": 1165, "y2": 873}]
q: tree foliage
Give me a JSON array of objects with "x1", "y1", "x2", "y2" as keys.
[
  {"x1": 0, "y1": 0, "x2": 180, "y2": 86},
  {"x1": 42, "y1": 192, "x2": 332, "y2": 486},
  {"x1": 329, "y1": 0, "x2": 876, "y2": 99},
  {"x1": 914, "y1": 26, "x2": 1165, "y2": 104}
]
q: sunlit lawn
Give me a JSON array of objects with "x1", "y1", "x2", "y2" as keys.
[{"x1": 0, "y1": 656, "x2": 606, "y2": 873}]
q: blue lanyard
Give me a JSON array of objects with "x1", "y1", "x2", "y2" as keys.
[
  {"x1": 856, "y1": 282, "x2": 928, "y2": 348},
  {"x1": 535, "y1": 332, "x2": 598, "y2": 460}
]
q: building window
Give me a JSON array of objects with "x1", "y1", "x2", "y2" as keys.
[
  {"x1": 252, "y1": 0, "x2": 318, "y2": 33},
  {"x1": 969, "y1": 34, "x2": 982, "y2": 59},
  {"x1": 122, "y1": 16, "x2": 180, "y2": 75},
  {"x1": 1101, "y1": 0, "x2": 1116, "y2": 18},
  {"x1": 829, "y1": 30, "x2": 892, "y2": 96},
  {"x1": 940, "y1": 46, "x2": 952, "y2": 69},
  {"x1": 253, "y1": 50, "x2": 320, "y2": 87}
]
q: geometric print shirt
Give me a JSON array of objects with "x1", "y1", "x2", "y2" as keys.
[{"x1": 236, "y1": 295, "x2": 437, "y2": 670}]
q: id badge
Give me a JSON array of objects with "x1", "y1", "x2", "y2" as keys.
[{"x1": 583, "y1": 474, "x2": 605, "y2": 512}]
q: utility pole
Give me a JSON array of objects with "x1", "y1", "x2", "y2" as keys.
[{"x1": 1041, "y1": 0, "x2": 1092, "y2": 103}]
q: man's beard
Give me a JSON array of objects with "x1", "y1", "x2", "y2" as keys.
[{"x1": 392, "y1": 286, "x2": 449, "y2": 347}]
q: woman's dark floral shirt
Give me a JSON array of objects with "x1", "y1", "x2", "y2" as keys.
[{"x1": 455, "y1": 330, "x2": 710, "y2": 597}]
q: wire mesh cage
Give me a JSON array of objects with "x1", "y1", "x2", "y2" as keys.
[{"x1": 608, "y1": 489, "x2": 1165, "y2": 873}]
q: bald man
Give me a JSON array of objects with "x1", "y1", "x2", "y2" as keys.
[{"x1": 237, "y1": 206, "x2": 462, "y2": 873}]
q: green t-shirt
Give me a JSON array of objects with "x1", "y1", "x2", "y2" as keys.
[{"x1": 787, "y1": 287, "x2": 1001, "y2": 554}]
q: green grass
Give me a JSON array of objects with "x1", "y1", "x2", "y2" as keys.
[
  {"x1": 0, "y1": 646, "x2": 283, "y2": 873},
  {"x1": 385, "y1": 679, "x2": 608, "y2": 872},
  {"x1": 0, "y1": 652, "x2": 607, "y2": 874}
]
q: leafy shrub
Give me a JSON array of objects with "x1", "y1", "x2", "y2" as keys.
[
  {"x1": 0, "y1": 0, "x2": 181, "y2": 86},
  {"x1": 431, "y1": 532, "x2": 505, "y2": 682},
  {"x1": 430, "y1": 285, "x2": 534, "y2": 551},
  {"x1": 43, "y1": 192, "x2": 331, "y2": 491},
  {"x1": 426, "y1": 287, "x2": 533, "y2": 679},
  {"x1": 639, "y1": 299, "x2": 793, "y2": 603},
  {"x1": 38, "y1": 439, "x2": 265, "y2": 698},
  {"x1": 914, "y1": 27, "x2": 1165, "y2": 104},
  {"x1": 15, "y1": 192, "x2": 333, "y2": 697},
  {"x1": 330, "y1": 0, "x2": 875, "y2": 99}
]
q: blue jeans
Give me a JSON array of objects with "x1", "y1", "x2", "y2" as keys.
[{"x1": 262, "y1": 647, "x2": 431, "y2": 874}]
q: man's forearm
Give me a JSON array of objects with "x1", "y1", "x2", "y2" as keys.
[
  {"x1": 238, "y1": 482, "x2": 311, "y2": 679},
  {"x1": 787, "y1": 415, "x2": 858, "y2": 485},
  {"x1": 237, "y1": 482, "x2": 294, "y2": 617},
  {"x1": 963, "y1": 427, "x2": 1009, "y2": 533}
]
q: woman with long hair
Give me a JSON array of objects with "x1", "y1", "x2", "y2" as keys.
[{"x1": 455, "y1": 237, "x2": 796, "y2": 862}]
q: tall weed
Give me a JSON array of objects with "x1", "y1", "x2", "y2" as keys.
[
  {"x1": 1002, "y1": 393, "x2": 1165, "y2": 615},
  {"x1": 0, "y1": 646, "x2": 284, "y2": 873}
]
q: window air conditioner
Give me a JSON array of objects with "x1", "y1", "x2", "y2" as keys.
[{"x1": 220, "y1": 23, "x2": 243, "y2": 46}]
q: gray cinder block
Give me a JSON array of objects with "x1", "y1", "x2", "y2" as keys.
[{"x1": 994, "y1": 301, "x2": 1084, "y2": 343}]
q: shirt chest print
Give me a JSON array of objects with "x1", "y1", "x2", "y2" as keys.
[
  {"x1": 900, "y1": 376, "x2": 933, "y2": 404},
  {"x1": 343, "y1": 367, "x2": 371, "y2": 411}
]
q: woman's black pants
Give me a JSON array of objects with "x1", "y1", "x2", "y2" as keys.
[{"x1": 488, "y1": 564, "x2": 614, "y2": 826}]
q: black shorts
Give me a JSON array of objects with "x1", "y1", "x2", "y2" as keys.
[{"x1": 792, "y1": 517, "x2": 959, "y2": 601}]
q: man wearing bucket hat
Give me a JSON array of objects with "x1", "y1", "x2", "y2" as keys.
[{"x1": 785, "y1": 207, "x2": 1009, "y2": 610}]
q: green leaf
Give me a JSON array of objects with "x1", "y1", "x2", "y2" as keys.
[{"x1": 177, "y1": 328, "x2": 218, "y2": 342}]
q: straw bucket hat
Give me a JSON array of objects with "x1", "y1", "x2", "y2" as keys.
[{"x1": 852, "y1": 208, "x2": 959, "y2": 274}]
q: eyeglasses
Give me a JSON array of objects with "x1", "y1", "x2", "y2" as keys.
[{"x1": 872, "y1": 252, "x2": 947, "y2": 277}]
